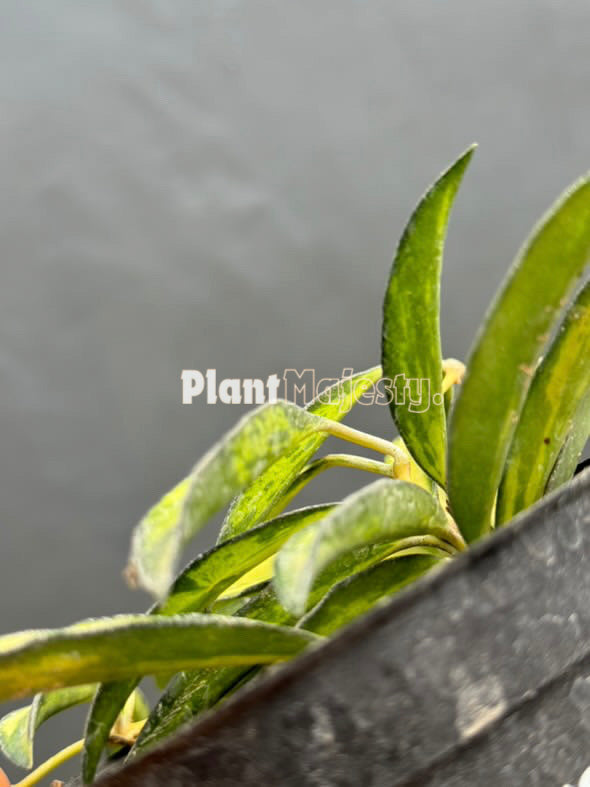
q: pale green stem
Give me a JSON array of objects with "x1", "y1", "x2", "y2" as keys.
[
  {"x1": 306, "y1": 453, "x2": 394, "y2": 477},
  {"x1": 316, "y1": 421, "x2": 410, "y2": 476},
  {"x1": 14, "y1": 739, "x2": 84, "y2": 787},
  {"x1": 277, "y1": 453, "x2": 393, "y2": 511}
]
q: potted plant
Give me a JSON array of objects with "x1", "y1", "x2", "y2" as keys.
[{"x1": 1, "y1": 146, "x2": 589, "y2": 786}]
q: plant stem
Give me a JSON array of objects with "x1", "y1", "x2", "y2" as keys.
[
  {"x1": 273, "y1": 454, "x2": 394, "y2": 512},
  {"x1": 14, "y1": 739, "x2": 84, "y2": 787},
  {"x1": 316, "y1": 421, "x2": 411, "y2": 478},
  {"x1": 309, "y1": 453, "x2": 394, "y2": 477}
]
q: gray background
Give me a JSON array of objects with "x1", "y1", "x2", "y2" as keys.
[{"x1": 1, "y1": 0, "x2": 589, "y2": 781}]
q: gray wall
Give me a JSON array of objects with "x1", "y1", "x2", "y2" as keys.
[{"x1": 1, "y1": 0, "x2": 589, "y2": 781}]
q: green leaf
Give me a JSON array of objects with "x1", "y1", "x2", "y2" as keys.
[
  {"x1": 158, "y1": 503, "x2": 334, "y2": 616},
  {"x1": 0, "y1": 614, "x2": 319, "y2": 703},
  {"x1": 129, "y1": 587, "x2": 287, "y2": 762},
  {"x1": 129, "y1": 534, "x2": 421, "y2": 760},
  {"x1": 84, "y1": 679, "x2": 137, "y2": 784},
  {"x1": 84, "y1": 505, "x2": 331, "y2": 782},
  {"x1": 218, "y1": 366, "x2": 383, "y2": 542},
  {"x1": 0, "y1": 685, "x2": 96, "y2": 769},
  {"x1": 496, "y1": 281, "x2": 590, "y2": 523},
  {"x1": 128, "y1": 401, "x2": 324, "y2": 598},
  {"x1": 448, "y1": 175, "x2": 590, "y2": 542},
  {"x1": 545, "y1": 389, "x2": 590, "y2": 493},
  {"x1": 209, "y1": 583, "x2": 269, "y2": 615},
  {"x1": 274, "y1": 478, "x2": 456, "y2": 616},
  {"x1": 83, "y1": 552, "x2": 315, "y2": 785},
  {"x1": 129, "y1": 667, "x2": 259, "y2": 761},
  {"x1": 382, "y1": 147, "x2": 475, "y2": 486},
  {"x1": 300, "y1": 555, "x2": 441, "y2": 636}
]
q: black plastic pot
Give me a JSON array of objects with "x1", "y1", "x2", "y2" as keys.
[{"x1": 94, "y1": 469, "x2": 590, "y2": 786}]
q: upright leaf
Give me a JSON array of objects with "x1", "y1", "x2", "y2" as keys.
[
  {"x1": 545, "y1": 389, "x2": 590, "y2": 493},
  {"x1": 496, "y1": 281, "x2": 590, "y2": 523},
  {"x1": 449, "y1": 175, "x2": 590, "y2": 542},
  {"x1": 218, "y1": 366, "x2": 382, "y2": 542},
  {"x1": 0, "y1": 614, "x2": 319, "y2": 702},
  {"x1": 274, "y1": 479, "x2": 457, "y2": 616},
  {"x1": 382, "y1": 146, "x2": 475, "y2": 486},
  {"x1": 128, "y1": 401, "x2": 323, "y2": 598},
  {"x1": 0, "y1": 685, "x2": 96, "y2": 769},
  {"x1": 84, "y1": 679, "x2": 138, "y2": 784}
]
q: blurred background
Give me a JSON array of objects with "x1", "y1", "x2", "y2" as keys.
[{"x1": 1, "y1": 0, "x2": 589, "y2": 780}]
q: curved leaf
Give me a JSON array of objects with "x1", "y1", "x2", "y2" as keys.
[
  {"x1": 218, "y1": 366, "x2": 382, "y2": 542},
  {"x1": 449, "y1": 174, "x2": 590, "y2": 542},
  {"x1": 300, "y1": 555, "x2": 441, "y2": 636},
  {"x1": 129, "y1": 533, "x2": 424, "y2": 760},
  {"x1": 83, "y1": 504, "x2": 331, "y2": 781},
  {"x1": 129, "y1": 587, "x2": 286, "y2": 762},
  {"x1": 158, "y1": 503, "x2": 334, "y2": 616},
  {"x1": 382, "y1": 146, "x2": 475, "y2": 486},
  {"x1": 274, "y1": 479, "x2": 455, "y2": 616},
  {"x1": 496, "y1": 281, "x2": 590, "y2": 523},
  {"x1": 546, "y1": 389, "x2": 590, "y2": 493},
  {"x1": 0, "y1": 685, "x2": 96, "y2": 769},
  {"x1": 0, "y1": 614, "x2": 319, "y2": 703},
  {"x1": 128, "y1": 401, "x2": 323, "y2": 598}
]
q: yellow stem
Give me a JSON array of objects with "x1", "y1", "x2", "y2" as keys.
[
  {"x1": 15, "y1": 739, "x2": 84, "y2": 787},
  {"x1": 317, "y1": 420, "x2": 409, "y2": 467}
]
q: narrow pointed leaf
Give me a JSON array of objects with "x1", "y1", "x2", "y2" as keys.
[
  {"x1": 128, "y1": 401, "x2": 324, "y2": 598},
  {"x1": 449, "y1": 175, "x2": 590, "y2": 542},
  {"x1": 300, "y1": 555, "x2": 441, "y2": 636},
  {"x1": 546, "y1": 389, "x2": 590, "y2": 493},
  {"x1": 158, "y1": 504, "x2": 334, "y2": 616},
  {"x1": 496, "y1": 281, "x2": 590, "y2": 523},
  {"x1": 382, "y1": 146, "x2": 475, "y2": 486},
  {"x1": 83, "y1": 679, "x2": 138, "y2": 784},
  {"x1": 0, "y1": 685, "x2": 96, "y2": 769},
  {"x1": 0, "y1": 614, "x2": 319, "y2": 703},
  {"x1": 218, "y1": 366, "x2": 382, "y2": 542},
  {"x1": 274, "y1": 479, "x2": 453, "y2": 616}
]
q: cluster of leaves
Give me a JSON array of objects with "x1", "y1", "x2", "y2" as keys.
[{"x1": 1, "y1": 146, "x2": 590, "y2": 786}]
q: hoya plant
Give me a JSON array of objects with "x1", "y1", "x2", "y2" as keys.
[{"x1": 1, "y1": 146, "x2": 589, "y2": 786}]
